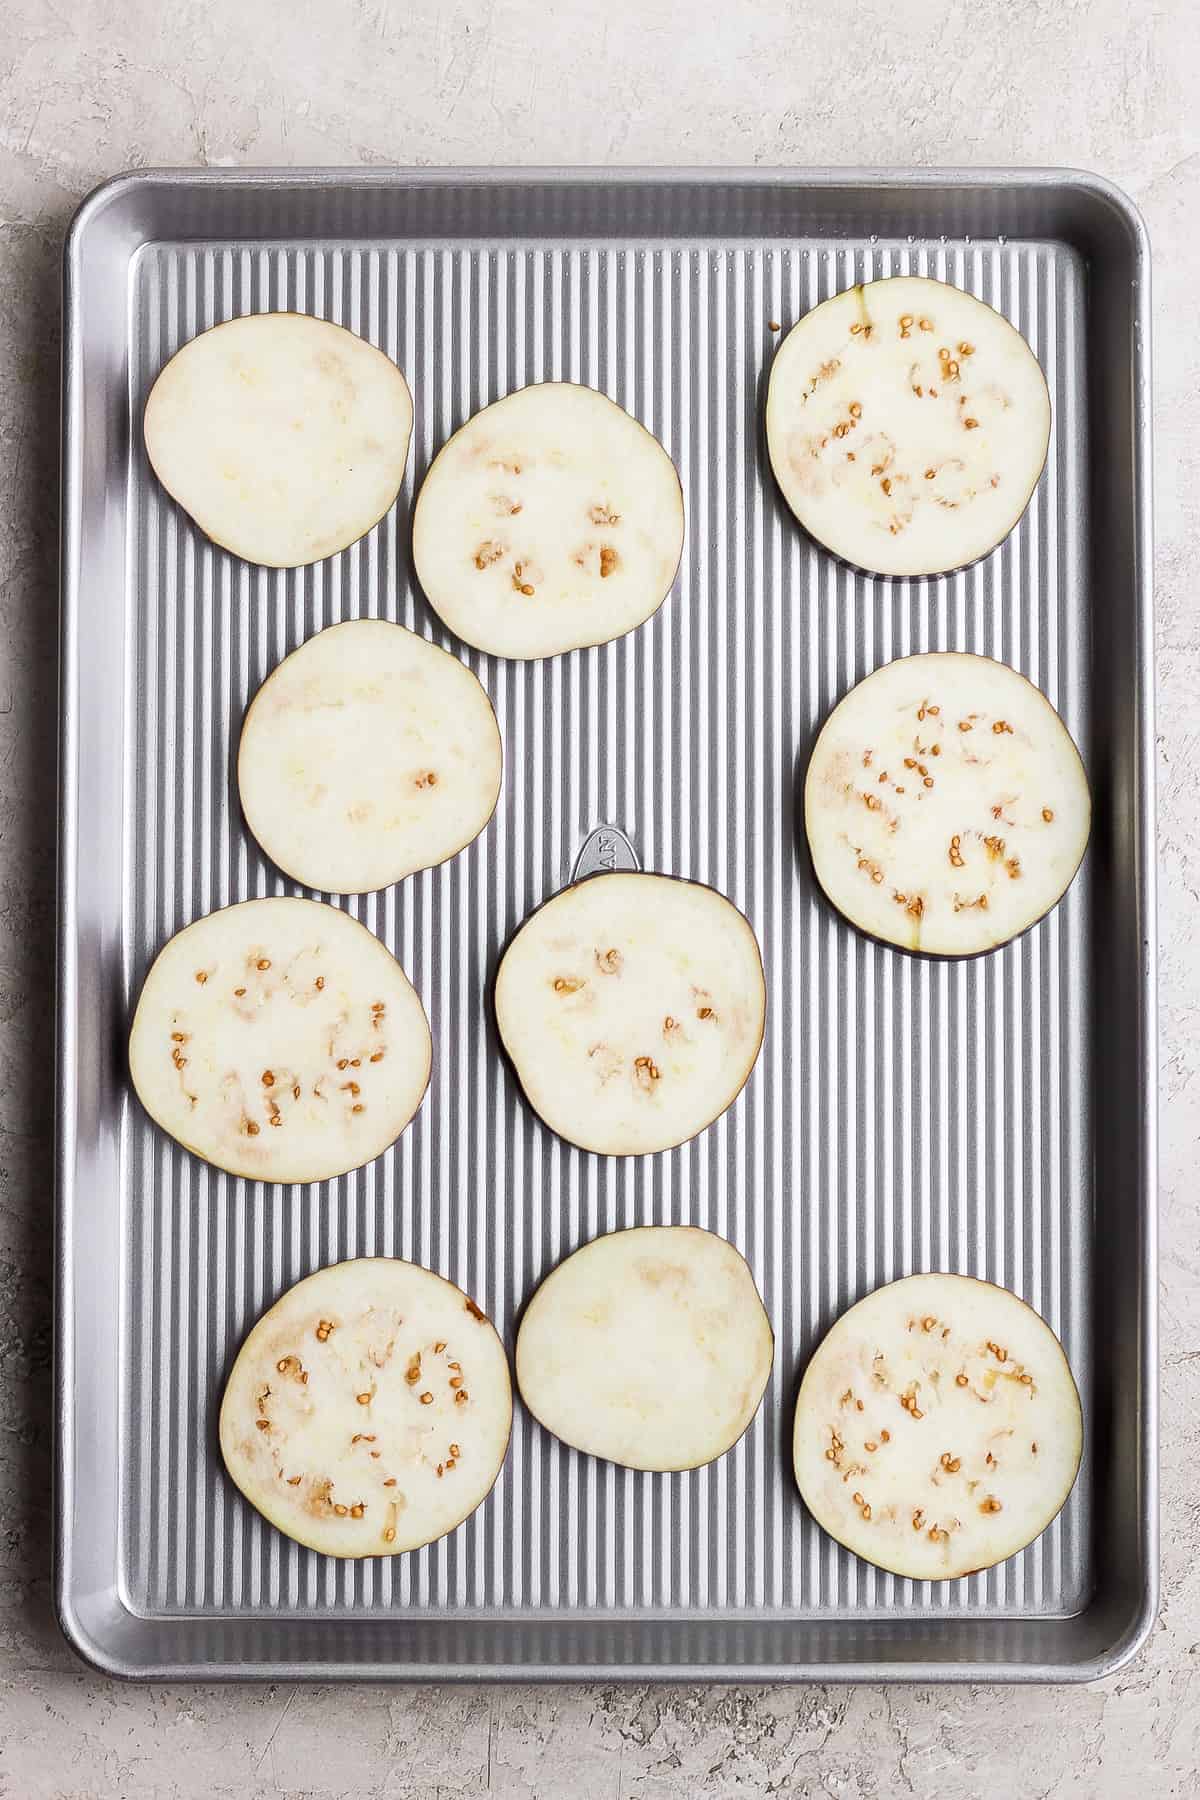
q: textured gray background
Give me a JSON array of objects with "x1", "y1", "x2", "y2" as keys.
[{"x1": 1, "y1": 0, "x2": 1195, "y2": 1794}]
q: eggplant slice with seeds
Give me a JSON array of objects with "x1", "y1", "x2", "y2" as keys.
[
  {"x1": 220, "y1": 1258, "x2": 512, "y2": 1556},
  {"x1": 494, "y1": 872, "x2": 766, "y2": 1156},
  {"x1": 804, "y1": 651, "x2": 1090, "y2": 956},
  {"x1": 412, "y1": 382, "x2": 684, "y2": 659},
  {"x1": 517, "y1": 1226, "x2": 773, "y2": 1471},
  {"x1": 129, "y1": 897, "x2": 431, "y2": 1182},
  {"x1": 793, "y1": 1273, "x2": 1082, "y2": 1581},
  {"x1": 766, "y1": 275, "x2": 1050, "y2": 578}
]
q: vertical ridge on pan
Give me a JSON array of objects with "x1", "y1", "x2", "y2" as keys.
[
  {"x1": 709, "y1": 244, "x2": 731, "y2": 1610},
  {"x1": 731, "y1": 244, "x2": 758, "y2": 1608},
  {"x1": 746, "y1": 244, "x2": 770, "y2": 1612},
  {"x1": 541, "y1": 239, "x2": 564, "y2": 1611},
  {"x1": 767, "y1": 246, "x2": 792, "y2": 1612},
  {"x1": 686, "y1": 242, "x2": 713, "y2": 1609},
  {"x1": 668, "y1": 244, "x2": 694, "y2": 1609},
  {"x1": 650, "y1": 244, "x2": 676, "y2": 1604},
  {"x1": 628, "y1": 244, "x2": 653, "y2": 1610},
  {"x1": 795, "y1": 237, "x2": 821, "y2": 1610}
]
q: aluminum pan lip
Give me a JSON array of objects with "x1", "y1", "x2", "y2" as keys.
[
  {"x1": 55, "y1": 164, "x2": 1157, "y2": 1683},
  {"x1": 60, "y1": 158, "x2": 1159, "y2": 204}
]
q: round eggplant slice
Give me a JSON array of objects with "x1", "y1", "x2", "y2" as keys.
[
  {"x1": 411, "y1": 382, "x2": 684, "y2": 658},
  {"x1": 516, "y1": 1226, "x2": 773, "y2": 1471},
  {"x1": 804, "y1": 652, "x2": 1089, "y2": 955},
  {"x1": 494, "y1": 872, "x2": 765, "y2": 1156},
  {"x1": 766, "y1": 276, "x2": 1050, "y2": 577},
  {"x1": 129, "y1": 897, "x2": 430, "y2": 1182},
  {"x1": 144, "y1": 312, "x2": 413, "y2": 568},
  {"x1": 238, "y1": 619, "x2": 502, "y2": 894},
  {"x1": 220, "y1": 1258, "x2": 512, "y2": 1556},
  {"x1": 793, "y1": 1273, "x2": 1082, "y2": 1581}
]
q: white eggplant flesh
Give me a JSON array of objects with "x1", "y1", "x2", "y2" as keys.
[
  {"x1": 129, "y1": 897, "x2": 431, "y2": 1182},
  {"x1": 494, "y1": 873, "x2": 765, "y2": 1156},
  {"x1": 804, "y1": 652, "x2": 1089, "y2": 955},
  {"x1": 516, "y1": 1226, "x2": 773, "y2": 1471},
  {"x1": 412, "y1": 383, "x2": 684, "y2": 658},
  {"x1": 220, "y1": 1258, "x2": 511, "y2": 1556},
  {"x1": 793, "y1": 1273, "x2": 1082, "y2": 1581},
  {"x1": 144, "y1": 312, "x2": 413, "y2": 568},
  {"x1": 767, "y1": 276, "x2": 1050, "y2": 577},
  {"x1": 238, "y1": 619, "x2": 501, "y2": 894}
]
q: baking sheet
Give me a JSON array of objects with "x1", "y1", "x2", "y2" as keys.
[{"x1": 56, "y1": 169, "x2": 1156, "y2": 1681}]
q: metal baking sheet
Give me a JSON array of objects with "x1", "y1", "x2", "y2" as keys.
[{"x1": 56, "y1": 168, "x2": 1157, "y2": 1682}]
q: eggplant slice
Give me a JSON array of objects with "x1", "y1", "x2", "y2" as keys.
[
  {"x1": 144, "y1": 312, "x2": 413, "y2": 568},
  {"x1": 412, "y1": 383, "x2": 684, "y2": 658},
  {"x1": 494, "y1": 872, "x2": 766, "y2": 1156},
  {"x1": 220, "y1": 1258, "x2": 511, "y2": 1556},
  {"x1": 238, "y1": 619, "x2": 502, "y2": 894},
  {"x1": 129, "y1": 897, "x2": 431, "y2": 1182},
  {"x1": 793, "y1": 1273, "x2": 1082, "y2": 1581},
  {"x1": 804, "y1": 652, "x2": 1090, "y2": 955},
  {"x1": 766, "y1": 276, "x2": 1050, "y2": 578},
  {"x1": 517, "y1": 1226, "x2": 773, "y2": 1471}
]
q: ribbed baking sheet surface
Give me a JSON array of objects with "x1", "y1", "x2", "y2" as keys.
[{"x1": 121, "y1": 233, "x2": 1090, "y2": 1621}]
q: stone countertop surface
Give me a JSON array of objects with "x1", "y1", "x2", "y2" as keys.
[{"x1": 1, "y1": 0, "x2": 1196, "y2": 1794}]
